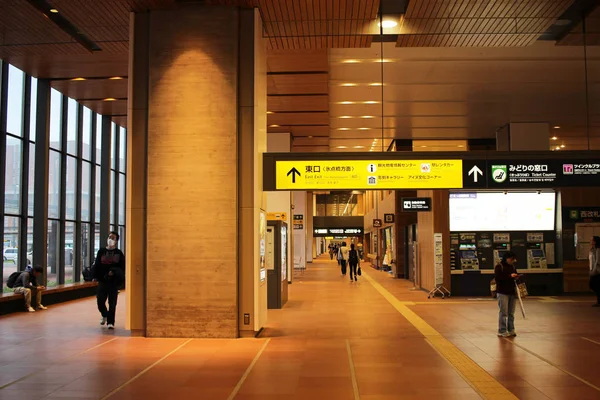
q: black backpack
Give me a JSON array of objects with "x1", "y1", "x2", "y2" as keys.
[
  {"x1": 349, "y1": 249, "x2": 359, "y2": 264},
  {"x1": 82, "y1": 265, "x2": 95, "y2": 282},
  {"x1": 6, "y1": 271, "x2": 22, "y2": 288}
]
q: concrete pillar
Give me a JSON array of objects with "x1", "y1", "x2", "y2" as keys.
[{"x1": 127, "y1": 5, "x2": 267, "y2": 338}]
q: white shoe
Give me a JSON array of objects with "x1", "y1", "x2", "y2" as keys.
[
  {"x1": 100, "y1": 317, "x2": 107, "y2": 326},
  {"x1": 37, "y1": 305, "x2": 48, "y2": 310},
  {"x1": 27, "y1": 307, "x2": 35, "y2": 312},
  {"x1": 108, "y1": 324, "x2": 115, "y2": 330}
]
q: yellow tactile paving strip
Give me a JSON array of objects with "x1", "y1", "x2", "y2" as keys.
[{"x1": 362, "y1": 271, "x2": 518, "y2": 400}]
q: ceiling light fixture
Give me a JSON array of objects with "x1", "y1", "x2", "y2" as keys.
[
  {"x1": 308, "y1": 136, "x2": 314, "y2": 138},
  {"x1": 553, "y1": 125, "x2": 561, "y2": 129},
  {"x1": 369, "y1": 82, "x2": 383, "y2": 86},
  {"x1": 109, "y1": 76, "x2": 124, "y2": 80},
  {"x1": 338, "y1": 128, "x2": 351, "y2": 131},
  {"x1": 556, "y1": 146, "x2": 561, "y2": 150},
  {"x1": 341, "y1": 83, "x2": 357, "y2": 87},
  {"x1": 339, "y1": 101, "x2": 355, "y2": 105},
  {"x1": 339, "y1": 116, "x2": 352, "y2": 119},
  {"x1": 337, "y1": 146, "x2": 348, "y2": 149},
  {"x1": 103, "y1": 98, "x2": 117, "y2": 101},
  {"x1": 358, "y1": 128, "x2": 371, "y2": 130},
  {"x1": 266, "y1": 111, "x2": 274, "y2": 114},
  {"x1": 361, "y1": 116, "x2": 375, "y2": 119},
  {"x1": 378, "y1": 20, "x2": 398, "y2": 29},
  {"x1": 551, "y1": 136, "x2": 558, "y2": 140},
  {"x1": 342, "y1": 59, "x2": 360, "y2": 63},
  {"x1": 71, "y1": 77, "x2": 86, "y2": 81},
  {"x1": 49, "y1": 8, "x2": 58, "y2": 13},
  {"x1": 364, "y1": 101, "x2": 379, "y2": 104},
  {"x1": 560, "y1": 144, "x2": 566, "y2": 148},
  {"x1": 269, "y1": 124, "x2": 280, "y2": 127},
  {"x1": 353, "y1": 146, "x2": 365, "y2": 149}
]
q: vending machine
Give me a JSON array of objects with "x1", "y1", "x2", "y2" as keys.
[
  {"x1": 459, "y1": 246, "x2": 480, "y2": 270},
  {"x1": 267, "y1": 220, "x2": 289, "y2": 309},
  {"x1": 527, "y1": 246, "x2": 548, "y2": 269}
]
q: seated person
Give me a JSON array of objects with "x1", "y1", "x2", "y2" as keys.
[{"x1": 13, "y1": 266, "x2": 47, "y2": 312}]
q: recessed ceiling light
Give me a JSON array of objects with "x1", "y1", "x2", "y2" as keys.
[
  {"x1": 376, "y1": 59, "x2": 393, "y2": 63},
  {"x1": 103, "y1": 98, "x2": 117, "y2": 101},
  {"x1": 361, "y1": 116, "x2": 375, "y2": 119},
  {"x1": 269, "y1": 124, "x2": 280, "y2": 127},
  {"x1": 420, "y1": 145, "x2": 428, "y2": 148},
  {"x1": 336, "y1": 146, "x2": 348, "y2": 149},
  {"x1": 378, "y1": 20, "x2": 398, "y2": 29},
  {"x1": 358, "y1": 128, "x2": 371, "y2": 130},
  {"x1": 556, "y1": 146, "x2": 561, "y2": 150},
  {"x1": 338, "y1": 128, "x2": 351, "y2": 131},
  {"x1": 71, "y1": 77, "x2": 86, "y2": 81},
  {"x1": 339, "y1": 101, "x2": 355, "y2": 105},
  {"x1": 353, "y1": 146, "x2": 365, "y2": 149},
  {"x1": 341, "y1": 83, "x2": 358, "y2": 87},
  {"x1": 342, "y1": 59, "x2": 360, "y2": 63},
  {"x1": 551, "y1": 136, "x2": 558, "y2": 140},
  {"x1": 457, "y1": 145, "x2": 464, "y2": 148},
  {"x1": 49, "y1": 8, "x2": 58, "y2": 13},
  {"x1": 369, "y1": 82, "x2": 383, "y2": 86},
  {"x1": 560, "y1": 144, "x2": 565, "y2": 148},
  {"x1": 363, "y1": 101, "x2": 379, "y2": 104},
  {"x1": 308, "y1": 136, "x2": 313, "y2": 138},
  {"x1": 339, "y1": 116, "x2": 352, "y2": 119},
  {"x1": 553, "y1": 125, "x2": 561, "y2": 129},
  {"x1": 109, "y1": 76, "x2": 124, "y2": 80},
  {"x1": 266, "y1": 111, "x2": 274, "y2": 114}
]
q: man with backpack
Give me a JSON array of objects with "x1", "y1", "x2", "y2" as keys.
[
  {"x1": 7, "y1": 266, "x2": 47, "y2": 312},
  {"x1": 348, "y1": 244, "x2": 360, "y2": 282}
]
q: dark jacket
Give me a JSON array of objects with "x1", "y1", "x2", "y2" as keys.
[
  {"x1": 14, "y1": 271, "x2": 38, "y2": 289},
  {"x1": 494, "y1": 262, "x2": 517, "y2": 295},
  {"x1": 94, "y1": 247, "x2": 125, "y2": 286}
]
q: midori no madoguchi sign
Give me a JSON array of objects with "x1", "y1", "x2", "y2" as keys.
[{"x1": 275, "y1": 160, "x2": 463, "y2": 190}]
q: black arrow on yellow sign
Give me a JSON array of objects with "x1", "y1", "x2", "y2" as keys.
[{"x1": 287, "y1": 167, "x2": 301, "y2": 183}]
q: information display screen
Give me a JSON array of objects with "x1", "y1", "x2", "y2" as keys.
[{"x1": 449, "y1": 192, "x2": 555, "y2": 232}]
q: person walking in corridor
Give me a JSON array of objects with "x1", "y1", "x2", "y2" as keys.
[
  {"x1": 348, "y1": 244, "x2": 360, "y2": 282},
  {"x1": 94, "y1": 231, "x2": 125, "y2": 330},
  {"x1": 339, "y1": 242, "x2": 349, "y2": 277},
  {"x1": 495, "y1": 251, "x2": 519, "y2": 337},
  {"x1": 589, "y1": 236, "x2": 600, "y2": 306}
]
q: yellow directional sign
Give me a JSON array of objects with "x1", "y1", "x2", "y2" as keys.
[
  {"x1": 276, "y1": 160, "x2": 463, "y2": 190},
  {"x1": 267, "y1": 212, "x2": 287, "y2": 221}
]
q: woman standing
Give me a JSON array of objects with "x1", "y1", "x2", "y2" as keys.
[
  {"x1": 589, "y1": 236, "x2": 600, "y2": 306},
  {"x1": 495, "y1": 251, "x2": 520, "y2": 337}
]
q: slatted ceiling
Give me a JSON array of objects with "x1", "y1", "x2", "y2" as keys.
[
  {"x1": 398, "y1": 0, "x2": 574, "y2": 47},
  {"x1": 0, "y1": 1, "x2": 73, "y2": 46},
  {"x1": 268, "y1": 96, "x2": 328, "y2": 112}
]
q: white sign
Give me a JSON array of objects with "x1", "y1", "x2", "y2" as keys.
[
  {"x1": 449, "y1": 192, "x2": 555, "y2": 232},
  {"x1": 434, "y1": 233, "x2": 444, "y2": 286}
]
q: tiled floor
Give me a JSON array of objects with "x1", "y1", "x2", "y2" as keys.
[{"x1": 1, "y1": 257, "x2": 599, "y2": 399}]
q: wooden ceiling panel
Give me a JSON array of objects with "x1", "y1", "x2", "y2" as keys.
[
  {"x1": 79, "y1": 99, "x2": 127, "y2": 116},
  {"x1": 268, "y1": 95, "x2": 329, "y2": 112},
  {"x1": 268, "y1": 112, "x2": 328, "y2": 126},
  {"x1": 268, "y1": 73, "x2": 328, "y2": 95},
  {"x1": 112, "y1": 116, "x2": 128, "y2": 128},
  {"x1": 51, "y1": 79, "x2": 128, "y2": 101},
  {"x1": 558, "y1": 6, "x2": 600, "y2": 46},
  {"x1": 398, "y1": 0, "x2": 575, "y2": 47}
]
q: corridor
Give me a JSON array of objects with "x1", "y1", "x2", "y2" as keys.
[{"x1": 1, "y1": 257, "x2": 599, "y2": 400}]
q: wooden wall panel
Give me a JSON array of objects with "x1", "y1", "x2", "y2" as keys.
[
  {"x1": 395, "y1": 191, "x2": 418, "y2": 279},
  {"x1": 417, "y1": 190, "x2": 450, "y2": 291},
  {"x1": 145, "y1": 6, "x2": 239, "y2": 338}
]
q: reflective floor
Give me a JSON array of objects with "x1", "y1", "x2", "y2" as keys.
[{"x1": 1, "y1": 257, "x2": 599, "y2": 400}]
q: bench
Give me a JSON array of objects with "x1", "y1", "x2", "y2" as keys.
[{"x1": 0, "y1": 281, "x2": 98, "y2": 315}]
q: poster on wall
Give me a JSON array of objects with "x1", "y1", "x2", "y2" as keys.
[
  {"x1": 281, "y1": 225, "x2": 287, "y2": 282},
  {"x1": 434, "y1": 233, "x2": 444, "y2": 286},
  {"x1": 259, "y1": 212, "x2": 267, "y2": 282}
]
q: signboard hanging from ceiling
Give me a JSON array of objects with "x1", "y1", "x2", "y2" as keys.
[
  {"x1": 263, "y1": 152, "x2": 600, "y2": 191},
  {"x1": 401, "y1": 198, "x2": 432, "y2": 212}
]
